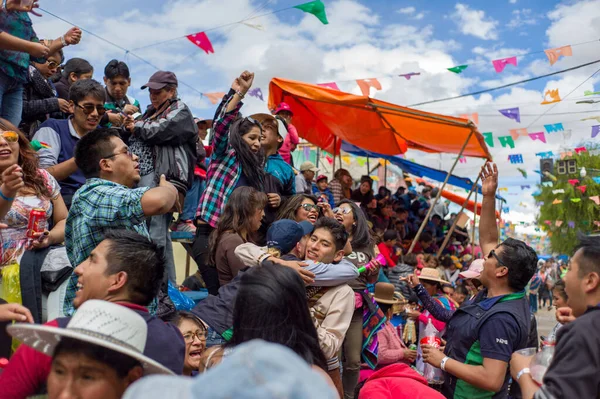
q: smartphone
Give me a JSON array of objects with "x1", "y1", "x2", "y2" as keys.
[{"x1": 132, "y1": 112, "x2": 142, "y2": 120}]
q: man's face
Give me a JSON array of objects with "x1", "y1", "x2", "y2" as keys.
[
  {"x1": 73, "y1": 240, "x2": 114, "y2": 309},
  {"x1": 305, "y1": 228, "x2": 344, "y2": 264},
  {"x1": 564, "y1": 250, "x2": 599, "y2": 317},
  {"x1": 104, "y1": 75, "x2": 131, "y2": 100},
  {"x1": 48, "y1": 352, "x2": 139, "y2": 399},
  {"x1": 303, "y1": 170, "x2": 315, "y2": 181},
  {"x1": 101, "y1": 137, "x2": 140, "y2": 188},
  {"x1": 71, "y1": 94, "x2": 103, "y2": 133},
  {"x1": 35, "y1": 54, "x2": 62, "y2": 79},
  {"x1": 479, "y1": 245, "x2": 508, "y2": 288},
  {"x1": 420, "y1": 239, "x2": 432, "y2": 250},
  {"x1": 260, "y1": 123, "x2": 281, "y2": 151}
]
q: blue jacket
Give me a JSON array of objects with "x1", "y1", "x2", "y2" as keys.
[
  {"x1": 264, "y1": 153, "x2": 295, "y2": 196},
  {"x1": 312, "y1": 185, "x2": 335, "y2": 207}
]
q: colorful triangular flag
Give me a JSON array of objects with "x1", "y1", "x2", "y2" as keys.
[
  {"x1": 447, "y1": 65, "x2": 468, "y2": 74},
  {"x1": 498, "y1": 136, "x2": 515, "y2": 149},
  {"x1": 482, "y1": 132, "x2": 494, "y2": 148},
  {"x1": 574, "y1": 146, "x2": 587, "y2": 154},
  {"x1": 555, "y1": 220, "x2": 563, "y2": 227},
  {"x1": 552, "y1": 199, "x2": 562, "y2": 204},
  {"x1": 247, "y1": 88, "x2": 264, "y2": 101},
  {"x1": 509, "y1": 128, "x2": 528, "y2": 141},
  {"x1": 317, "y1": 82, "x2": 340, "y2": 91},
  {"x1": 399, "y1": 72, "x2": 421, "y2": 80},
  {"x1": 517, "y1": 168, "x2": 527, "y2": 178},
  {"x1": 544, "y1": 123, "x2": 564, "y2": 134},
  {"x1": 590, "y1": 196, "x2": 600, "y2": 205},
  {"x1": 492, "y1": 56, "x2": 518, "y2": 73},
  {"x1": 577, "y1": 185, "x2": 587, "y2": 194},
  {"x1": 529, "y1": 132, "x2": 546, "y2": 143},
  {"x1": 186, "y1": 32, "x2": 214, "y2": 54},
  {"x1": 544, "y1": 45, "x2": 572, "y2": 66},
  {"x1": 542, "y1": 89, "x2": 561, "y2": 104},
  {"x1": 568, "y1": 179, "x2": 580, "y2": 186},
  {"x1": 203, "y1": 92, "x2": 225, "y2": 104},
  {"x1": 294, "y1": 0, "x2": 329, "y2": 24},
  {"x1": 356, "y1": 78, "x2": 382, "y2": 97},
  {"x1": 592, "y1": 125, "x2": 600, "y2": 139},
  {"x1": 498, "y1": 107, "x2": 520, "y2": 123},
  {"x1": 458, "y1": 113, "x2": 479, "y2": 125}
]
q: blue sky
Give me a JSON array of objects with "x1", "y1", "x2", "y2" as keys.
[{"x1": 33, "y1": 0, "x2": 600, "y2": 224}]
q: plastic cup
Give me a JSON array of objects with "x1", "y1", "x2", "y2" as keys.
[{"x1": 515, "y1": 347, "x2": 537, "y2": 357}]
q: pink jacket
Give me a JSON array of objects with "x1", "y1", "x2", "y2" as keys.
[
  {"x1": 279, "y1": 123, "x2": 299, "y2": 164},
  {"x1": 377, "y1": 323, "x2": 410, "y2": 366}
]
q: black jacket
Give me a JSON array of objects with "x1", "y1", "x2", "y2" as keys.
[{"x1": 20, "y1": 65, "x2": 65, "y2": 137}]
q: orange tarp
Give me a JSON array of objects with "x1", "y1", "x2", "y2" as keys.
[{"x1": 268, "y1": 77, "x2": 492, "y2": 159}]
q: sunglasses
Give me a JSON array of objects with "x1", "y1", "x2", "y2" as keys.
[
  {"x1": 0, "y1": 131, "x2": 19, "y2": 143},
  {"x1": 487, "y1": 249, "x2": 505, "y2": 267},
  {"x1": 300, "y1": 203, "x2": 319, "y2": 212},
  {"x1": 75, "y1": 103, "x2": 106, "y2": 116},
  {"x1": 46, "y1": 61, "x2": 62, "y2": 70},
  {"x1": 244, "y1": 116, "x2": 263, "y2": 128},
  {"x1": 332, "y1": 207, "x2": 352, "y2": 215}
]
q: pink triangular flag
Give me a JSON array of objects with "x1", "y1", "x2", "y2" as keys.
[
  {"x1": 577, "y1": 185, "x2": 587, "y2": 194},
  {"x1": 555, "y1": 220, "x2": 563, "y2": 227},
  {"x1": 492, "y1": 56, "x2": 518, "y2": 73},
  {"x1": 509, "y1": 128, "x2": 528, "y2": 141},
  {"x1": 544, "y1": 45, "x2": 572, "y2": 66},
  {"x1": 458, "y1": 113, "x2": 479, "y2": 125},
  {"x1": 356, "y1": 78, "x2": 382, "y2": 97},
  {"x1": 568, "y1": 179, "x2": 579, "y2": 186},
  {"x1": 186, "y1": 32, "x2": 214, "y2": 54},
  {"x1": 590, "y1": 196, "x2": 600, "y2": 206},
  {"x1": 528, "y1": 131, "x2": 546, "y2": 143},
  {"x1": 317, "y1": 82, "x2": 340, "y2": 91},
  {"x1": 204, "y1": 92, "x2": 226, "y2": 104},
  {"x1": 574, "y1": 146, "x2": 587, "y2": 154}
]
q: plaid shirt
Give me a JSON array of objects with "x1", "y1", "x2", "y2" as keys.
[
  {"x1": 197, "y1": 92, "x2": 243, "y2": 227},
  {"x1": 63, "y1": 178, "x2": 150, "y2": 315},
  {"x1": 329, "y1": 179, "x2": 343, "y2": 206}
]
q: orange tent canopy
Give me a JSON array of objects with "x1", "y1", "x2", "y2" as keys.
[{"x1": 268, "y1": 77, "x2": 492, "y2": 159}]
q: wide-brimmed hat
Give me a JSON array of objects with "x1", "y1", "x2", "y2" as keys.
[
  {"x1": 373, "y1": 282, "x2": 400, "y2": 305},
  {"x1": 140, "y1": 71, "x2": 178, "y2": 90},
  {"x1": 7, "y1": 300, "x2": 172, "y2": 375},
  {"x1": 418, "y1": 267, "x2": 446, "y2": 285},
  {"x1": 459, "y1": 259, "x2": 484, "y2": 279}
]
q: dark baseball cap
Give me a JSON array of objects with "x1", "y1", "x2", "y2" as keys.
[
  {"x1": 266, "y1": 219, "x2": 314, "y2": 255},
  {"x1": 141, "y1": 71, "x2": 178, "y2": 90}
]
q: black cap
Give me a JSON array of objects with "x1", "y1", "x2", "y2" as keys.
[
  {"x1": 141, "y1": 71, "x2": 178, "y2": 90},
  {"x1": 266, "y1": 220, "x2": 314, "y2": 254}
]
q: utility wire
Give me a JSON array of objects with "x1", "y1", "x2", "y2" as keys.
[{"x1": 408, "y1": 58, "x2": 600, "y2": 107}]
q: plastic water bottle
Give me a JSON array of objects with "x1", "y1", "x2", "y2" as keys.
[{"x1": 420, "y1": 319, "x2": 445, "y2": 385}]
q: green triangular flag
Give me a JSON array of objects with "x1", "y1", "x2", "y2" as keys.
[
  {"x1": 517, "y1": 168, "x2": 528, "y2": 178},
  {"x1": 447, "y1": 65, "x2": 468, "y2": 74},
  {"x1": 482, "y1": 132, "x2": 494, "y2": 148},
  {"x1": 294, "y1": 0, "x2": 329, "y2": 25}
]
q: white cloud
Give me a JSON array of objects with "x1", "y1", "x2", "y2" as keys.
[
  {"x1": 452, "y1": 3, "x2": 499, "y2": 40},
  {"x1": 507, "y1": 8, "x2": 538, "y2": 29},
  {"x1": 414, "y1": 13, "x2": 425, "y2": 20},
  {"x1": 397, "y1": 6, "x2": 416, "y2": 15},
  {"x1": 509, "y1": 0, "x2": 517, "y2": 4}
]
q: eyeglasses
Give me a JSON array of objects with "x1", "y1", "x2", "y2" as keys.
[
  {"x1": 75, "y1": 102, "x2": 106, "y2": 116},
  {"x1": 332, "y1": 207, "x2": 352, "y2": 215},
  {"x1": 300, "y1": 203, "x2": 319, "y2": 212},
  {"x1": 183, "y1": 330, "x2": 207, "y2": 343},
  {"x1": 487, "y1": 249, "x2": 505, "y2": 267},
  {"x1": 0, "y1": 131, "x2": 19, "y2": 143},
  {"x1": 103, "y1": 148, "x2": 134, "y2": 160},
  {"x1": 46, "y1": 61, "x2": 62, "y2": 70}
]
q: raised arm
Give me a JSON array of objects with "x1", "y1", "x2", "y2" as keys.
[{"x1": 479, "y1": 162, "x2": 499, "y2": 257}]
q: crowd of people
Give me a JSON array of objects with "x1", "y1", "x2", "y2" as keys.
[{"x1": 0, "y1": 3, "x2": 599, "y2": 399}]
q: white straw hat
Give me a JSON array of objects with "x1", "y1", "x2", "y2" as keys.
[{"x1": 7, "y1": 300, "x2": 173, "y2": 375}]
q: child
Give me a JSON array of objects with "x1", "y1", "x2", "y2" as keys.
[
  {"x1": 377, "y1": 230, "x2": 400, "y2": 269},
  {"x1": 451, "y1": 284, "x2": 469, "y2": 306},
  {"x1": 548, "y1": 279, "x2": 568, "y2": 343},
  {"x1": 312, "y1": 174, "x2": 335, "y2": 207}
]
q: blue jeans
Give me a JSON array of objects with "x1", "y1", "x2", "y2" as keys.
[
  {"x1": 0, "y1": 70, "x2": 24, "y2": 126},
  {"x1": 181, "y1": 177, "x2": 204, "y2": 221},
  {"x1": 529, "y1": 293, "x2": 538, "y2": 314}
]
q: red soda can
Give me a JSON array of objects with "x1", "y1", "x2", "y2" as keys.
[{"x1": 27, "y1": 208, "x2": 47, "y2": 239}]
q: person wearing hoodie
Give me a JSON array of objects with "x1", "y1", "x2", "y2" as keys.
[
  {"x1": 53, "y1": 57, "x2": 93, "y2": 101},
  {"x1": 388, "y1": 254, "x2": 418, "y2": 301},
  {"x1": 274, "y1": 102, "x2": 299, "y2": 166},
  {"x1": 356, "y1": 363, "x2": 445, "y2": 399}
]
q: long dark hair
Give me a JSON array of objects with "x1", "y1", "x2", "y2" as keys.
[
  {"x1": 228, "y1": 264, "x2": 328, "y2": 371},
  {"x1": 229, "y1": 117, "x2": 265, "y2": 191},
  {"x1": 0, "y1": 118, "x2": 52, "y2": 199},
  {"x1": 337, "y1": 199, "x2": 374, "y2": 257},
  {"x1": 208, "y1": 186, "x2": 268, "y2": 266},
  {"x1": 277, "y1": 193, "x2": 319, "y2": 221}
]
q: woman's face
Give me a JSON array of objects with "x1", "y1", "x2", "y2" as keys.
[
  {"x1": 178, "y1": 318, "x2": 206, "y2": 375},
  {"x1": 334, "y1": 203, "x2": 354, "y2": 233},
  {"x1": 250, "y1": 206, "x2": 265, "y2": 232},
  {"x1": 34, "y1": 54, "x2": 62, "y2": 79},
  {"x1": 295, "y1": 198, "x2": 319, "y2": 224},
  {"x1": 360, "y1": 181, "x2": 371, "y2": 194},
  {"x1": 552, "y1": 292, "x2": 568, "y2": 309},
  {"x1": 0, "y1": 129, "x2": 20, "y2": 171},
  {"x1": 242, "y1": 126, "x2": 262, "y2": 154}
]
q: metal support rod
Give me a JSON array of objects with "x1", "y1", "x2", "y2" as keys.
[
  {"x1": 472, "y1": 188, "x2": 478, "y2": 244},
  {"x1": 384, "y1": 161, "x2": 388, "y2": 188},
  {"x1": 436, "y1": 171, "x2": 483, "y2": 257},
  {"x1": 367, "y1": 157, "x2": 370, "y2": 174},
  {"x1": 408, "y1": 130, "x2": 475, "y2": 255},
  {"x1": 316, "y1": 147, "x2": 320, "y2": 168}
]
